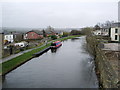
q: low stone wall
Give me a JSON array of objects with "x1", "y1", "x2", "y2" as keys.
[
  {"x1": 86, "y1": 35, "x2": 119, "y2": 88},
  {"x1": 3, "y1": 49, "x2": 10, "y2": 57},
  {"x1": 3, "y1": 47, "x2": 21, "y2": 57}
]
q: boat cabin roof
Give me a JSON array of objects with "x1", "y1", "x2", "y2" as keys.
[{"x1": 54, "y1": 41, "x2": 61, "y2": 43}]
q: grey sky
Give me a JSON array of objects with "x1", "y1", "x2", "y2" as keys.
[
  {"x1": 118, "y1": 1, "x2": 120, "y2": 22},
  {"x1": 1, "y1": 0, "x2": 119, "y2": 28}
]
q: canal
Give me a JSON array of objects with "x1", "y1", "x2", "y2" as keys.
[{"x1": 3, "y1": 36, "x2": 98, "y2": 88}]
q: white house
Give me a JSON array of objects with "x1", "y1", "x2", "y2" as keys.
[
  {"x1": 4, "y1": 33, "x2": 23, "y2": 43},
  {"x1": 110, "y1": 22, "x2": 120, "y2": 42},
  {"x1": 4, "y1": 34, "x2": 14, "y2": 43},
  {"x1": 93, "y1": 30, "x2": 102, "y2": 35}
]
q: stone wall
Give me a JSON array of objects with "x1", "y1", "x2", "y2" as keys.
[{"x1": 86, "y1": 35, "x2": 119, "y2": 88}]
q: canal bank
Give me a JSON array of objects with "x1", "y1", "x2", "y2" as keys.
[
  {"x1": 1, "y1": 35, "x2": 81, "y2": 75},
  {"x1": 86, "y1": 35, "x2": 119, "y2": 88},
  {"x1": 2, "y1": 36, "x2": 98, "y2": 88}
]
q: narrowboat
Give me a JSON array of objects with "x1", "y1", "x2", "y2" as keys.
[{"x1": 51, "y1": 41, "x2": 62, "y2": 48}]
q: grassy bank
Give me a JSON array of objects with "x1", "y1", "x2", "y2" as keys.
[
  {"x1": 1, "y1": 44, "x2": 51, "y2": 75},
  {"x1": 1, "y1": 35, "x2": 81, "y2": 75}
]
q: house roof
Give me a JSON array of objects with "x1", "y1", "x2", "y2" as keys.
[
  {"x1": 4, "y1": 32, "x2": 23, "y2": 35},
  {"x1": 111, "y1": 22, "x2": 120, "y2": 28},
  {"x1": 55, "y1": 30, "x2": 63, "y2": 34},
  {"x1": 45, "y1": 29, "x2": 56, "y2": 34},
  {"x1": 101, "y1": 26, "x2": 111, "y2": 29},
  {"x1": 27, "y1": 30, "x2": 43, "y2": 35},
  {"x1": 100, "y1": 22, "x2": 120, "y2": 29}
]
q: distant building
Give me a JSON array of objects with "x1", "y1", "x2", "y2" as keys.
[
  {"x1": 93, "y1": 26, "x2": 110, "y2": 36},
  {"x1": 45, "y1": 31, "x2": 56, "y2": 36},
  {"x1": 4, "y1": 34, "x2": 14, "y2": 43},
  {"x1": 4, "y1": 33, "x2": 23, "y2": 43},
  {"x1": 93, "y1": 30, "x2": 102, "y2": 35},
  {"x1": 55, "y1": 31, "x2": 63, "y2": 36},
  {"x1": 25, "y1": 30, "x2": 43, "y2": 39},
  {"x1": 45, "y1": 26, "x2": 56, "y2": 36},
  {"x1": 109, "y1": 22, "x2": 120, "y2": 42},
  {"x1": 100, "y1": 26, "x2": 110, "y2": 36}
]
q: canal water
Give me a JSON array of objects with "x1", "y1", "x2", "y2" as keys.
[{"x1": 3, "y1": 36, "x2": 98, "y2": 88}]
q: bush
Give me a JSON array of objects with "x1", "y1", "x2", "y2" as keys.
[
  {"x1": 51, "y1": 35, "x2": 57, "y2": 40},
  {"x1": 70, "y1": 30, "x2": 81, "y2": 35},
  {"x1": 81, "y1": 27, "x2": 93, "y2": 35},
  {"x1": 62, "y1": 32, "x2": 70, "y2": 37}
]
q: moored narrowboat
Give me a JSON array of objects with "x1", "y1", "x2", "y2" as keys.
[{"x1": 51, "y1": 41, "x2": 62, "y2": 48}]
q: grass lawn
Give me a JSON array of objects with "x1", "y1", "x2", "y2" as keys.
[{"x1": 1, "y1": 35, "x2": 82, "y2": 75}]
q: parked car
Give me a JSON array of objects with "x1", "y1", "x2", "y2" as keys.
[{"x1": 14, "y1": 41, "x2": 28, "y2": 48}]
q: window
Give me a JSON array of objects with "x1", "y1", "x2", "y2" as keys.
[
  {"x1": 115, "y1": 35, "x2": 118, "y2": 40},
  {"x1": 115, "y1": 29, "x2": 118, "y2": 33}
]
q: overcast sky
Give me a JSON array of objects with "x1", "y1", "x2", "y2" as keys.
[{"x1": 1, "y1": 0, "x2": 120, "y2": 28}]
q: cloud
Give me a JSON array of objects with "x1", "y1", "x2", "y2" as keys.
[{"x1": 2, "y1": 1, "x2": 118, "y2": 28}]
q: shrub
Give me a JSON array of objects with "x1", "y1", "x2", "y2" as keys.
[{"x1": 51, "y1": 35, "x2": 57, "y2": 40}]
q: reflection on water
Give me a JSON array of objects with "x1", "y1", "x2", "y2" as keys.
[
  {"x1": 51, "y1": 48, "x2": 57, "y2": 53},
  {"x1": 3, "y1": 36, "x2": 98, "y2": 88},
  {"x1": 71, "y1": 37, "x2": 80, "y2": 41}
]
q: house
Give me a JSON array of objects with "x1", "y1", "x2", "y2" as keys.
[
  {"x1": 4, "y1": 34, "x2": 14, "y2": 43},
  {"x1": 25, "y1": 30, "x2": 43, "y2": 39},
  {"x1": 109, "y1": 22, "x2": 120, "y2": 42},
  {"x1": 45, "y1": 26, "x2": 56, "y2": 36},
  {"x1": 92, "y1": 30, "x2": 102, "y2": 35},
  {"x1": 100, "y1": 26, "x2": 110, "y2": 36},
  {"x1": 45, "y1": 30, "x2": 56, "y2": 36},
  {"x1": 4, "y1": 32, "x2": 24, "y2": 43},
  {"x1": 55, "y1": 30, "x2": 63, "y2": 36}
]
